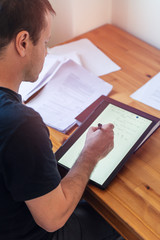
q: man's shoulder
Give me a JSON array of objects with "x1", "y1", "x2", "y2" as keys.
[
  {"x1": 0, "y1": 99, "x2": 45, "y2": 136},
  {"x1": 0, "y1": 88, "x2": 41, "y2": 126},
  {"x1": 15, "y1": 103, "x2": 42, "y2": 124},
  {"x1": 2, "y1": 101, "x2": 40, "y2": 124}
]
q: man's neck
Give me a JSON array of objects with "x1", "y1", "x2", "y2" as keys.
[
  {"x1": 0, "y1": 61, "x2": 22, "y2": 93},
  {"x1": 0, "y1": 63, "x2": 21, "y2": 92},
  {"x1": 0, "y1": 79, "x2": 20, "y2": 93},
  {"x1": 0, "y1": 42, "x2": 24, "y2": 93}
]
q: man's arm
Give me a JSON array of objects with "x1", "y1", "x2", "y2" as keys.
[{"x1": 26, "y1": 123, "x2": 114, "y2": 232}]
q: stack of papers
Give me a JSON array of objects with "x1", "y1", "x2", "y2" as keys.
[
  {"x1": 131, "y1": 72, "x2": 160, "y2": 111},
  {"x1": 19, "y1": 38, "x2": 121, "y2": 132},
  {"x1": 48, "y1": 38, "x2": 121, "y2": 76},
  {"x1": 26, "y1": 60, "x2": 113, "y2": 132},
  {"x1": 19, "y1": 53, "x2": 81, "y2": 102}
]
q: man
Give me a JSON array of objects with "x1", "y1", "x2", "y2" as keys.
[{"x1": 0, "y1": 0, "x2": 120, "y2": 239}]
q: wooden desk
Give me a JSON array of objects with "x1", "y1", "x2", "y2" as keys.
[{"x1": 48, "y1": 24, "x2": 160, "y2": 240}]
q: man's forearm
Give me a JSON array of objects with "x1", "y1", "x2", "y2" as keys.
[
  {"x1": 26, "y1": 124, "x2": 114, "y2": 232},
  {"x1": 60, "y1": 124, "x2": 114, "y2": 220},
  {"x1": 61, "y1": 150, "x2": 97, "y2": 213}
]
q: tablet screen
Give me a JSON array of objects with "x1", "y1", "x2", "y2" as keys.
[{"x1": 58, "y1": 104, "x2": 152, "y2": 186}]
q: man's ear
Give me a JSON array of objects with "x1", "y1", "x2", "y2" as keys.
[{"x1": 15, "y1": 31, "x2": 31, "y2": 57}]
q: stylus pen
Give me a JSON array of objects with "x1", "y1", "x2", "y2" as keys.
[{"x1": 98, "y1": 123, "x2": 102, "y2": 129}]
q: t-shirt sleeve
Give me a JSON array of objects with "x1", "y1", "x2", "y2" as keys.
[{"x1": 2, "y1": 114, "x2": 61, "y2": 201}]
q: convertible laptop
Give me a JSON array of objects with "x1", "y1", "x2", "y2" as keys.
[{"x1": 55, "y1": 97, "x2": 160, "y2": 189}]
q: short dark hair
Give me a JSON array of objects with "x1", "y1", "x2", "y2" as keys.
[{"x1": 0, "y1": 0, "x2": 55, "y2": 53}]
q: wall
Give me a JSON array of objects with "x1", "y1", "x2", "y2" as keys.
[
  {"x1": 49, "y1": 0, "x2": 160, "y2": 50},
  {"x1": 48, "y1": 0, "x2": 73, "y2": 47},
  {"x1": 70, "y1": 0, "x2": 112, "y2": 37},
  {"x1": 49, "y1": 0, "x2": 112, "y2": 46},
  {"x1": 111, "y1": 0, "x2": 160, "y2": 49}
]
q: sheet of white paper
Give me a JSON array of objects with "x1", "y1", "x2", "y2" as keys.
[
  {"x1": 53, "y1": 51, "x2": 82, "y2": 66},
  {"x1": 26, "y1": 60, "x2": 113, "y2": 132},
  {"x1": 131, "y1": 72, "x2": 160, "y2": 111},
  {"x1": 48, "y1": 38, "x2": 121, "y2": 76},
  {"x1": 19, "y1": 52, "x2": 82, "y2": 101}
]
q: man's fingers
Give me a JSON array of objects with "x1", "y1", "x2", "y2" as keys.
[{"x1": 102, "y1": 123, "x2": 114, "y2": 130}]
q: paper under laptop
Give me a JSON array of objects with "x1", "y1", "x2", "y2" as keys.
[{"x1": 26, "y1": 60, "x2": 113, "y2": 132}]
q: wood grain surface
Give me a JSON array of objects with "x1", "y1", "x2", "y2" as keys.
[{"x1": 48, "y1": 24, "x2": 160, "y2": 240}]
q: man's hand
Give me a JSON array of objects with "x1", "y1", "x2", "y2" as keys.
[{"x1": 82, "y1": 123, "x2": 114, "y2": 164}]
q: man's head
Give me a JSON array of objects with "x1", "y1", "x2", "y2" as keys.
[
  {"x1": 0, "y1": 0, "x2": 55, "y2": 55},
  {"x1": 0, "y1": 0, "x2": 55, "y2": 88}
]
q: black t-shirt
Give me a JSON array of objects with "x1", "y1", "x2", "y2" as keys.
[{"x1": 0, "y1": 87, "x2": 61, "y2": 240}]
